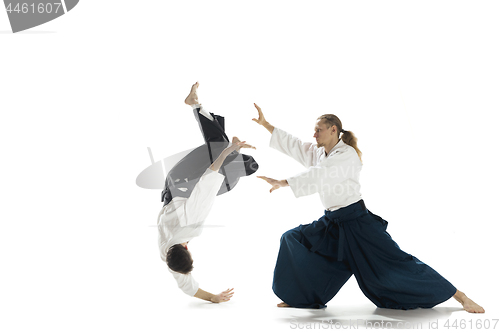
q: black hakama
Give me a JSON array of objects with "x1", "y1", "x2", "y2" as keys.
[{"x1": 161, "y1": 108, "x2": 258, "y2": 205}]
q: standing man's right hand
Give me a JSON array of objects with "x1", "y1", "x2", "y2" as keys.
[{"x1": 252, "y1": 103, "x2": 275, "y2": 134}]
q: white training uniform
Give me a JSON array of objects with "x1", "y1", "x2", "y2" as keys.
[
  {"x1": 269, "y1": 127, "x2": 363, "y2": 211},
  {"x1": 157, "y1": 168, "x2": 225, "y2": 296}
]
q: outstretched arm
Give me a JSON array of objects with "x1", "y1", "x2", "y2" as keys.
[
  {"x1": 169, "y1": 271, "x2": 234, "y2": 302},
  {"x1": 252, "y1": 103, "x2": 274, "y2": 134},
  {"x1": 183, "y1": 139, "x2": 255, "y2": 226},
  {"x1": 257, "y1": 176, "x2": 289, "y2": 193},
  {"x1": 254, "y1": 104, "x2": 317, "y2": 168},
  {"x1": 194, "y1": 288, "x2": 234, "y2": 303},
  {"x1": 259, "y1": 149, "x2": 362, "y2": 197}
]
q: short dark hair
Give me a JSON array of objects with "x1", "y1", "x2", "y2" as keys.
[{"x1": 166, "y1": 244, "x2": 193, "y2": 274}]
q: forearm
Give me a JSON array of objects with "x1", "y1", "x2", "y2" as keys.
[
  {"x1": 193, "y1": 288, "x2": 216, "y2": 302},
  {"x1": 209, "y1": 147, "x2": 232, "y2": 172},
  {"x1": 269, "y1": 127, "x2": 315, "y2": 168},
  {"x1": 262, "y1": 121, "x2": 274, "y2": 134}
]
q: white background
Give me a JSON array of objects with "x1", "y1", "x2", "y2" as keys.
[{"x1": 1, "y1": 1, "x2": 499, "y2": 332}]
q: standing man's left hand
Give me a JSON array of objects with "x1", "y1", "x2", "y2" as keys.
[{"x1": 257, "y1": 176, "x2": 289, "y2": 193}]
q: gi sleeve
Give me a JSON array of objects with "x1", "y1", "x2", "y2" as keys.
[
  {"x1": 169, "y1": 269, "x2": 200, "y2": 297},
  {"x1": 182, "y1": 168, "x2": 225, "y2": 227},
  {"x1": 270, "y1": 127, "x2": 317, "y2": 168},
  {"x1": 286, "y1": 148, "x2": 361, "y2": 198}
]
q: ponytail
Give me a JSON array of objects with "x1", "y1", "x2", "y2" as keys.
[
  {"x1": 317, "y1": 114, "x2": 362, "y2": 163},
  {"x1": 340, "y1": 130, "x2": 362, "y2": 163}
]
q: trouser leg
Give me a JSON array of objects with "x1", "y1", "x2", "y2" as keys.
[
  {"x1": 192, "y1": 105, "x2": 229, "y2": 144},
  {"x1": 273, "y1": 222, "x2": 352, "y2": 309},
  {"x1": 162, "y1": 105, "x2": 258, "y2": 203},
  {"x1": 343, "y1": 210, "x2": 456, "y2": 309}
]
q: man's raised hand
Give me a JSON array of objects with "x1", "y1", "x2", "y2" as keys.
[
  {"x1": 232, "y1": 136, "x2": 256, "y2": 150},
  {"x1": 225, "y1": 140, "x2": 249, "y2": 155},
  {"x1": 252, "y1": 103, "x2": 275, "y2": 134},
  {"x1": 210, "y1": 141, "x2": 251, "y2": 172},
  {"x1": 252, "y1": 103, "x2": 267, "y2": 125}
]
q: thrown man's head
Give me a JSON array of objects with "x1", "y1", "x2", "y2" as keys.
[{"x1": 166, "y1": 244, "x2": 194, "y2": 274}]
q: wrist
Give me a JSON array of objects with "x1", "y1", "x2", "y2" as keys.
[
  {"x1": 222, "y1": 146, "x2": 234, "y2": 156},
  {"x1": 263, "y1": 121, "x2": 274, "y2": 134}
]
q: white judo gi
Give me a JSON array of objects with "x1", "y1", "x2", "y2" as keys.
[
  {"x1": 270, "y1": 127, "x2": 363, "y2": 211},
  {"x1": 157, "y1": 168, "x2": 225, "y2": 296}
]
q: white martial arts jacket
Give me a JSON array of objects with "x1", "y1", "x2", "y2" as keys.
[
  {"x1": 157, "y1": 168, "x2": 225, "y2": 296},
  {"x1": 270, "y1": 127, "x2": 363, "y2": 211}
]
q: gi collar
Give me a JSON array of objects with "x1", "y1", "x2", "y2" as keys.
[{"x1": 325, "y1": 139, "x2": 346, "y2": 157}]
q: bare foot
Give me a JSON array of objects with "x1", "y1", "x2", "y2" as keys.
[
  {"x1": 454, "y1": 290, "x2": 485, "y2": 313},
  {"x1": 463, "y1": 299, "x2": 485, "y2": 313},
  {"x1": 184, "y1": 82, "x2": 199, "y2": 105},
  {"x1": 277, "y1": 301, "x2": 291, "y2": 307}
]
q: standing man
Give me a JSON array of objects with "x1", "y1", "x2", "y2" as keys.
[{"x1": 252, "y1": 103, "x2": 484, "y2": 313}]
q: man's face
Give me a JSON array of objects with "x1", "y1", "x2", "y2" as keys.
[{"x1": 313, "y1": 119, "x2": 335, "y2": 147}]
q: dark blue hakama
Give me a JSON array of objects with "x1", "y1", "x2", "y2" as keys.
[{"x1": 272, "y1": 200, "x2": 457, "y2": 309}]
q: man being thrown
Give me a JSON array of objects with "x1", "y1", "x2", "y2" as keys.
[
  {"x1": 161, "y1": 82, "x2": 258, "y2": 204},
  {"x1": 252, "y1": 103, "x2": 484, "y2": 313},
  {"x1": 157, "y1": 83, "x2": 256, "y2": 303}
]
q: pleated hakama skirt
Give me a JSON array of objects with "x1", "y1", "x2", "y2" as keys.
[{"x1": 272, "y1": 200, "x2": 457, "y2": 309}]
